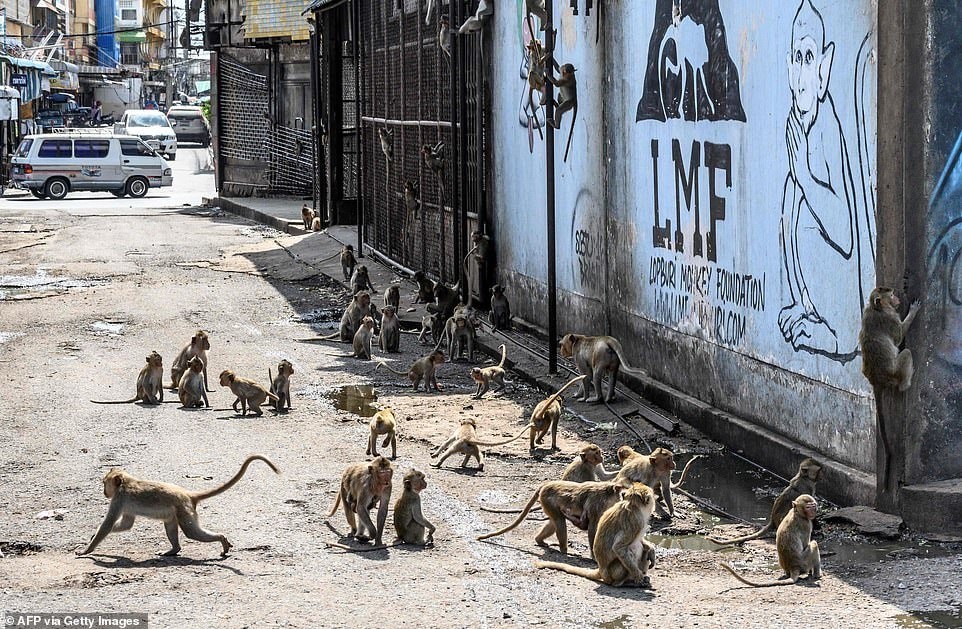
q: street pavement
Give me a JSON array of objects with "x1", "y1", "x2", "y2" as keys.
[{"x1": 0, "y1": 148, "x2": 959, "y2": 627}]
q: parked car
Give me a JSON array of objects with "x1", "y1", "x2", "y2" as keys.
[
  {"x1": 113, "y1": 110, "x2": 178, "y2": 161},
  {"x1": 9, "y1": 133, "x2": 173, "y2": 199},
  {"x1": 166, "y1": 105, "x2": 211, "y2": 146}
]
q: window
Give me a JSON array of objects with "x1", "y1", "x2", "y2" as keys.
[
  {"x1": 14, "y1": 139, "x2": 33, "y2": 158},
  {"x1": 120, "y1": 42, "x2": 140, "y2": 65},
  {"x1": 120, "y1": 8, "x2": 137, "y2": 20},
  {"x1": 128, "y1": 113, "x2": 171, "y2": 128},
  {"x1": 120, "y1": 139, "x2": 156, "y2": 157},
  {"x1": 74, "y1": 139, "x2": 110, "y2": 158},
  {"x1": 38, "y1": 140, "x2": 72, "y2": 158}
]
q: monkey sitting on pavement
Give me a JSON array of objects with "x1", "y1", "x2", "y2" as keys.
[
  {"x1": 91, "y1": 351, "x2": 164, "y2": 404},
  {"x1": 350, "y1": 265, "x2": 377, "y2": 295},
  {"x1": 489, "y1": 284, "x2": 512, "y2": 331},
  {"x1": 219, "y1": 369, "x2": 279, "y2": 417},
  {"x1": 535, "y1": 483, "x2": 657, "y2": 587},
  {"x1": 379, "y1": 305, "x2": 401, "y2": 353},
  {"x1": 394, "y1": 469, "x2": 436, "y2": 546},
  {"x1": 471, "y1": 344, "x2": 512, "y2": 399},
  {"x1": 77, "y1": 455, "x2": 279, "y2": 557},
  {"x1": 413, "y1": 271, "x2": 434, "y2": 304},
  {"x1": 375, "y1": 351, "x2": 446, "y2": 393},
  {"x1": 722, "y1": 494, "x2": 821, "y2": 587},
  {"x1": 384, "y1": 284, "x2": 401, "y2": 311},
  {"x1": 351, "y1": 316, "x2": 376, "y2": 360},
  {"x1": 268, "y1": 359, "x2": 294, "y2": 412},
  {"x1": 301, "y1": 204, "x2": 314, "y2": 231},
  {"x1": 178, "y1": 356, "x2": 209, "y2": 408},
  {"x1": 563, "y1": 444, "x2": 619, "y2": 483},
  {"x1": 169, "y1": 330, "x2": 212, "y2": 392},
  {"x1": 709, "y1": 458, "x2": 821, "y2": 545}
]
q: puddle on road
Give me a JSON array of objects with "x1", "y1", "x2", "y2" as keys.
[
  {"x1": 328, "y1": 385, "x2": 379, "y2": 417},
  {"x1": 295, "y1": 308, "x2": 342, "y2": 325},
  {"x1": 595, "y1": 615, "x2": 632, "y2": 629},
  {"x1": 0, "y1": 271, "x2": 103, "y2": 301},
  {"x1": 90, "y1": 320, "x2": 126, "y2": 336},
  {"x1": 896, "y1": 606, "x2": 962, "y2": 628}
]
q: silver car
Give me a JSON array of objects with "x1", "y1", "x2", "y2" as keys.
[{"x1": 167, "y1": 106, "x2": 211, "y2": 147}]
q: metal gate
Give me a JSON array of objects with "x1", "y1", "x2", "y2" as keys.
[
  {"x1": 218, "y1": 53, "x2": 269, "y2": 164},
  {"x1": 358, "y1": 0, "x2": 486, "y2": 285}
]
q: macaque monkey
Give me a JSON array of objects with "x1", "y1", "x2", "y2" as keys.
[
  {"x1": 525, "y1": 0, "x2": 548, "y2": 29},
  {"x1": 379, "y1": 305, "x2": 401, "y2": 353},
  {"x1": 489, "y1": 284, "x2": 512, "y2": 331},
  {"x1": 438, "y1": 15, "x2": 452, "y2": 58},
  {"x1": 268, "y1": 359, "x2": 294, "y2": 412},
  {"x1": 547, "y1": 63, "x2": 578, "y2": 163},
  {"x1": 859, "y1": 287, "x2": 920, "y2": 392},
  {"x1": 559, "y1": 333, "x2": 649, "y2": 403},
  {"x1": 341, "y1": 245, "x2": 357, "y2": 281},
  {"x1": 307, "y1": 292, "x2": 374, "y2": 343},
  {"x1": 422, "y1": 141, "x2": 446, "y2": 199},
  {"x1": 301, "y1": 204, "x2": 314, "y2": 230},
  {"x1": 384, "y1": 284, "x2": 400, "y2": 310},
  {"x1": 614, "y1": 446, "x2": 700, "y2": 519},
  {"x1": 91, "y1": 351, "x2": 164, "y2": 404},
  {"x1": 471, "y1": 344, "x2": 511, "y2": 399},
  {"x1": 722, "y1": 494, "x2": 821, "y2": 587},
  {"x1": 709, "y1": 457, "x2": 822, "y2": 545},
  {"x1": 413, "y1": 270, "x2": 435, "y2": 303},
  {"x1": 526, "y1": 38, "x2": 548, "y2": 122},
  {"x1": 431, "y1": 418, "x2": 531, "y2": 472},
  {"x1": 427, "y1": 280, "x2": 460, "y2": 321},
  {"x1": 378, "y1": 127, "x2": 394, "y2": 163},
  {"x1": 178, "y1": 356, "x2": 209, "y2": 408},
  {"x1": 527, "y1": 375, "x2": 586, "y2": 452},
  {"x1": 477, "y1": 480, "x2": 627, "y2": 555},
  {"x1": 311, "y1": 215, "x2": 322, "y2": 232},
  {"x1": 417, "y1": 314, "x2": 435, "y2": 344},
  {"x1": 462, "y1": 230, "x2": 490, "y2": 302},
  {"x1": 327, "y1": 456, "x2": 393, "y2": 545},
  {"x1": 375, "y1": 351, "x2": 445, "y2": 393},
  {"x1": 403, "y1": 181, "x2": 420, "y2": 218},
  {"x1": 563, "y1": 444, "x2": 618, "y2": 483},
  {"x1": 219, "y1": 369, "x2": 278, "y2": 417},
  {"x1": 394, "y1": 469, "x2": 436, "y2": 545},
  {"x1": 170, "y1": 330, "x2": 211, "y2": 392},
  {"x1": 436, "y1": 310, "x2": 475, "y2": 362},
  {"x1": 351, "y1": 316, "x2": 376, "y2": 360},
  {"x1": 458, "y1": 0, "x2": 492, "y2": 34},
  {"x1": 366, "y1": 407, "x2": 397, "y2": 459},
  {"x1": 535, "y1": 483, "x2": 657, "y2": 587},
  {"x1": 77, "y1": 455, "x2": 279, "y2": 557},
  {"x1": 350, "y1": 265, "x2": 376, "y2": 295}
]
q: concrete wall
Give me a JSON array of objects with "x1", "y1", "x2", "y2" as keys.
[{"x1": 491, "y1": 1, "x2": 878, "y2": 476}]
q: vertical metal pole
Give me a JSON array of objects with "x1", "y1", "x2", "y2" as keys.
[
  {"x1": 545, "y1": 2, "x2": 557, "y2": 374},
  {"x1": 354, "y1": 1, "x2": 363, "y2": 255}
]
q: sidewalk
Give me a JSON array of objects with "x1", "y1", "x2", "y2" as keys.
[{"x1": 210, "y1": 194, "x2": 878, "y2": 509}]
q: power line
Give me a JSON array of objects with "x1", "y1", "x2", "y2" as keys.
[{"x1": 2, "y1": 18, "x2": 179, "y2": 40}]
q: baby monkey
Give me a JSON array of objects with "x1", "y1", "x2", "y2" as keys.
[
  {"x1": 367, "y1": 407, "x2": 397, "y2": 459},
  {"x1": 471, "y1": 344, "x2": 512, "y2": 399},
  {"x1": 268, "y1": 359, "x2": 294, "y2": 412},
  {"x1": 178, "y1": 356, "x2": 209, "y2": 408},
  {"x1": 341, "y1": 245, "x2": 357, "y2": 281},
  {"x1": 219, "y1": 369, "x2": 279, "y2": 416}
]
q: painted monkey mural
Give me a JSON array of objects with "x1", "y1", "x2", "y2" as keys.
[
  {"x1": 777, "y1": 0, "x2": 876, "y2": 362},
  {"x1": 636, "y1": 0, "x2": 746, "y2": 123}
]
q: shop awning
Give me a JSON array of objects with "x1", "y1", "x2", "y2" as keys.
[
  {"x1": 117, "y1": 30, "x2": 147, "y2": 43},
  {"x1": 34, "y1": 0, "x2": 63, "y2": 12},
  {"x1": 302, "y1": 0, "x2": 347, "y2": 15},
  {"x1": 194, "y1": 79, "x2": 210, "y2": 95},
  {"x1": 0, "y1": 55, "x2": 58, "y2": 76}
]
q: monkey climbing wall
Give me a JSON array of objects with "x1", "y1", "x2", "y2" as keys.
[
  {"x1": 489, "y1": 0, "x2": 879, "y2": 482},
  {"x1": 358, "y1": 0, "x2": 486, "y2": 285}
]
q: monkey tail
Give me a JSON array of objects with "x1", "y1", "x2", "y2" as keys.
[
  {"x1": 562, "y1": 103, "x2": 577, "y2": 163},
  {"x1": 324, "y1": 540, "x2": 404, "y2": 553},
  {"x1": 266, "y1": 391, "x2": 280, "y2": 402},
  {"x1": 296, "y1": 331, "x2": 342, "y2": 343},
  {"x1": 721, "y1": 562, "x2": 797, "y2": 588},
  {"x1": 326, "y1": 490, "x2": 342, "y2": 518},
  {"x1": 607, "y1": 339, "x2": 648, "y2": 379},
  {"x1": 479, "y1": 504, "x2": 543, "y2": 514},
  {"x1": 476, "y1": 489, "x2": 542, "y2": 540},
  {"x1": 706, "y1": 522, "x2": 772, "y2": 546},
  {"x1": 534, "y1": 560, "x2": 605, "y2": 584},
  {"x1": 90, "y1": 398, "x2": 140, "y2": 404},
  {"x1": 374, "y1": 359, "x2": 410, "y2": 377},
  {"x1": 191, "y1": 455, "x2": 280, "y2": 503},
  {"x1": 496, "y1": 344, "x2": 507, "y2": 369},
  {"x1": 472, "y1": 423, "x2": 534, "y2": 447},
  {"x1": 671, "y1": 454, "x2": 703, "y2": 489},
  {"x1": 541, "y1": 375, "x2": 587, "y2": 408},
  {"x1": 268, "y1": 368, "x2": 274, "y2": 389}
]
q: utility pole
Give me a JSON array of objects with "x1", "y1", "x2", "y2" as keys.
[{"x1": 544, "y1": 1, "x2": 558, "y2": 374}]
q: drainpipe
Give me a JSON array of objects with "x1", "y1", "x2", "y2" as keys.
[{"x1": 545, "y1": 2, "x2": 558, "y2": 374}]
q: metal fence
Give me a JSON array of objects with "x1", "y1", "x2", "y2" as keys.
[{"x1": 358, "y1": 0, "x2": 485, "y2": 285}]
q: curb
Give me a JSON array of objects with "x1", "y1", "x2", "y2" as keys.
[{"x1": 209, "y1": 196, "x2": 308, "y2": 236}]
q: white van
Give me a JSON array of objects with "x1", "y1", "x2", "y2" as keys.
[{"x1": 10, "y1": 133, "x2": 173, "y2": 199}]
